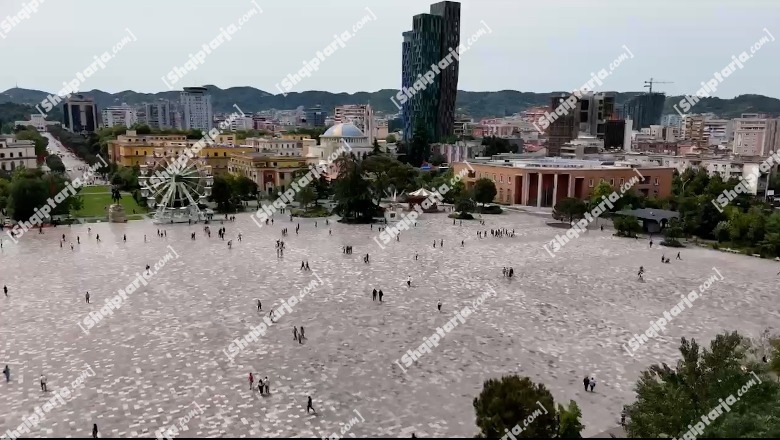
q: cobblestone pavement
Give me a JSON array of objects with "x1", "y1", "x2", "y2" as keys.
[{"x1": 0, "y1": 210, "x2": 777, "y2": 438}]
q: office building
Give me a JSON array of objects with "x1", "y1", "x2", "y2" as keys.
[
  {"x1": 305, "y1": 106, "x2": 326, "y2": 127},
  {"x1": 400, "y1": 1, "x2": 460, "y2": 142},
  {"x1": 62, "y1": 94, "x2": 99, "y2": 134},
  {"x1": 180, "y1": 87, "x2": 213, "y2": 131}
]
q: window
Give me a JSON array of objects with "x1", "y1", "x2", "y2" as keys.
[
  {"x1": 500, "y1": 175, "x2": 503, "y2": 183},
  {"x1": 600, "y1": 178, "x2": 605, "y2": 183},
  {"x1": 508, "y1": 176, "x2": 511, "y2": 183},
  {"x1": 492, "y1": 174, "x2": 496, "y2": 181},
  {"x1": 224, "y1": 152, "x2": 227, "y2": 157},
  {"x1": 588, "y1": 179, "x2": 594, "y2": 188},
  {"x1": 610, "y1": 178, "x2": 615, "y2": 186},
  {"x1": 619, "y1": 178, "x2": 624, "y2": 186}
]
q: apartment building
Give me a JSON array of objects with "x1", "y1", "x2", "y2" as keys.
[
  {"x1": 180, "y1": 87, "x2": 213, "y2": 131},
  {"x1": 732, "y1": 114, "x2": 769, "y2": 156},
  {"x1": 102, "y1": 105, "x2": 138, "y2": 129},
  {"x1": 243, "y1": 137, "x2": 303, "y2": 156}
]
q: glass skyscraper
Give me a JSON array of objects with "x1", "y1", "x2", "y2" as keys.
[{"x1": 401, "y1": 1, "x2": 460, "y2": 143}]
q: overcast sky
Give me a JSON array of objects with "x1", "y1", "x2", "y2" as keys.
[{"x1": 0, "y1": 0, "x2": 778, "y2": 98}]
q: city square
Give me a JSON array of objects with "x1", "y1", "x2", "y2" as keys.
[{"x1": 0, "y1": 210, "x2": 777, "y2": 438}]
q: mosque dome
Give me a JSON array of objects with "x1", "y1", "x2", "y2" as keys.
[{"x1": 321, "y1": 123, "x2": 365, "y2": 138}]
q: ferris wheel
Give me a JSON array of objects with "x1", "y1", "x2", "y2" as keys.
[{"x1": 139, "y1": 156, "x2": 214, "y2": 224}]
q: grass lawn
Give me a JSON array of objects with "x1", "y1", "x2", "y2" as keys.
[
  {"x1": 72, "y1": 192, "x2": 148, "y2": 218},
  {"x1": 79, "y1": 185, "x2": 111, "y2": 194}
]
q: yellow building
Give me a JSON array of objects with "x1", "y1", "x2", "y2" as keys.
[
  {"x1": 108, "y1": 130, "x2": 252, "y2": 175},
  {"x1": 229, "y1": 152, "x2": 309, "y2": 194}
]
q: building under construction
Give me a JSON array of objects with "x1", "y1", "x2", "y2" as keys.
[{"x1": 622, "y1": 92, "x2": 666, "y2": 130}]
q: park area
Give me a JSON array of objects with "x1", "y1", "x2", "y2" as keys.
[{"x1": 70, "y1": 185, "x2": 148, "y2": 220}]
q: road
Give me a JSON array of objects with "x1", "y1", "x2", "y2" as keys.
[{"x1": 42, "y1": 132, "x2": 103, "y2": 182}]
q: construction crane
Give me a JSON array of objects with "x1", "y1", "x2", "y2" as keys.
[{"x1": 644, "y1": 77, "x2": 674, "y2": 94}]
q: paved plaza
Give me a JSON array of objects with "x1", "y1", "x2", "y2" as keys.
[{"x1": 0, "y1": 210, "x2": 777, "y2": 438}]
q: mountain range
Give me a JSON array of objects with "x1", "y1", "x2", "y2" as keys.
[{"x1": 1, "y1": 86, "x2": 779, "y2": 121}]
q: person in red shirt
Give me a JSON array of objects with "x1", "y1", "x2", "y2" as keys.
[{"x1": 249, "y1": 372, "x2": 254, "y2": 391}]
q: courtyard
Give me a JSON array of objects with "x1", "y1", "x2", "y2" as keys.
[{"x1": 0, "y1": 209, "x2": 777, "y2": 438}]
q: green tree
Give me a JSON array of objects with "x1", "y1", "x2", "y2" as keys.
[
  {"x1": 481, "y1": 136, "x2": 516, "y2": 157},
  {"x1": 407, "y1": 119, "x2": 431, "y2": 167},
  {"x1": 0, "y1": 178, "x2": 9, "y2": 212},
  {"x1": 613, "y1": 215, "x2": 642, "y2": 237},
  {"x1": 14, "y1": 128, "x2": 49, "y2": 158},
  {"x1": 332, "y1": 155, "x2": 378, "y2": 222},
  {"x1": 7, "y1": 169, "x2": 48, "y2": 221},
  {"x1": 473, "y1": 178, "x2": 497, "y2": 207},
  {"x1": 624, "y1": 331, "x2": 780, "y2": 438},
  {"x1": 210, "y1": 175, "x2": 235, "y2": 212},
  {"x1": 473, "y1": 375, "x2": 558, "y2": 438},
  {"x1": 557, "y1": 400, "x2": 584, "y2": 438},
  {"x1": 45, "y1": 155, "x2": 66, "y2": 173},
  {"x1": 552, "y1": 198, "x2": 588, "y2": 224},
  {"x1": 232, "y1": 176, "x2": 258, "y2": 199},
  {"x1": 589, "y1": 181, "x2": 614, "y2": 212},
  {"x1": 455, "y1": 197, "x2": 476, "y2": 214},
  {"x1": 430, "y1": 152, "x2": 446, "y2": 166},
  {"x1": 385, "y1": 134, "x2": 397, "y2": 144},
  {"x1": 295, "y1": 185, "x2": 316, "y2": 211},
  {"x1": 371, "y1": 139, "x2": 382, "y2": 155}
]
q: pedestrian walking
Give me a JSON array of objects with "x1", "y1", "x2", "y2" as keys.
[
  {"x1": 3, "y1": 285, "x2": 7, "y2": 296},
  {"x1": 86, "y1": 292, "x2": 90, "y2": 303},
  {"x1": 307, "y1": 396, "x2": 316, "y2": 413},
  {"x1": 676, "y1": 252, "x2": 681, "y2": 260},
  {"x1": 249, "y1": 372, "x2": 254, "y2": 390},
  {"x1": 92, "y1": 424, "x2": 98, "y2": 438},
  {"x1": 583, "y1": 376, "x2": 590, "y2": 391},
  {"x1": 264, "y1": 376, "x2": 269, "y2": 394},
  {"x1": 378, "y1": 290, "x2": 384, "y2": 302},
  {"x1": 372, "y1": 288, "x2": 377, "y2": 301},
  {"x1": 40, "y1": 374, "x2": 47, "y2": 392},
  {"x1": 589, "y1": 377, "x2": 596, "y2": 392},
  {"x1": 2, "y1": 365, "x2": 9, "y2": 382},
  {"x1": 437, "y1": 300, "x2": 442, "y2": 312},
  {"x1": 300, "y1": 327, "x2": 305, "y2": 340},
  {"x1": 257, "y1": 299, "x2": 262, "y2": 311},
  {"x1": 407, "y1": 276, "x2": 411, "y2": 287},
  {"x1": 293, "y1": 326, "x2": 298, "y2": 341}
]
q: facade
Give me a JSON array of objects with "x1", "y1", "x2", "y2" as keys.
[
  {"x1": 660, "y1": 114, "x2": 682, "y2": 128},
  {"x1": 621, "y1": 154, "x2": 775, "y2": 196},
  {"x1": 144, "y1": 101, "x2": 173, "y2": 129},
  {"x1": 452, "y1": 158, "x2": 674, "y2": 207},
  {"x1": 62, "y1": 94, "x2": 99, "y2": 134},
  {"x1": 14, "y1": 114, "x2": 60, "y2": 132},
  {"x1": 400, "y1": 1, "x2": 460, "y2": 142},
  {"x1": 400, "y1": 31, "x2": 414, "y2": 142},
  {"x1": 682, "y1": 115, "x2": 707, "y2": 146},
  {"x1": 180, "y1": 87, "x2": 213, "y2": 131},
  {"x1": 732, "y1": 115, "x2": 768, "y2": 156},
  {"x1": 0, "y1": 136, "x2": 37, "y2": 171},
  {"x1": 703, "y1": 119, "x2": 732, "y2": 146},
  {"x1": 547, "y1": 96, "x2": 578, "y2": 157},
  {"x1": 621, "y1": 93, "x2": 665, "y2": 130},
  {"x1": 228, "y1": 153, "x2": 308, "y2": 194},
  {"x1": 334, "y1": 104, "x2": 376, "y2": 144},
  {"x1": 107, "y1": 130, "x2": 251, "y2": 176},
  {"x1": 309, "y1": 123, "x2": 372, "y2": 162},
  {"x1": 305, "y1": 106, "x2": 326, "y2": 127},
  {"x1": 101, "y1": 105, "x2": 138, "y2": 129},
  {"x1": 244, "y1": 137, "x2": 303, "y2": 156}
]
